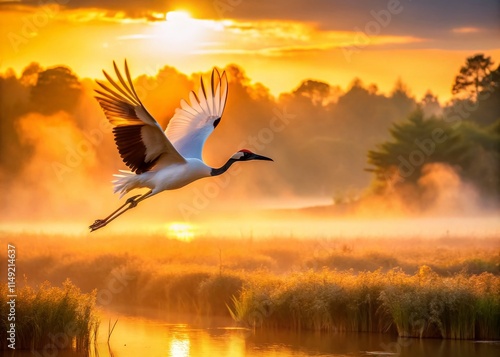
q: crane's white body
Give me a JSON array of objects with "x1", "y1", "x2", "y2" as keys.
[{"x1": 113, "y1": 158, "x2": 211, "y2": 196}]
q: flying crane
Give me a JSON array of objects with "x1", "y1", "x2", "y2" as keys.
[{"x1": 89, "y1": 61, "x2": 272, "y2": 231}]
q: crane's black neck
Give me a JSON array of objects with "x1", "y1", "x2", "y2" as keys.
[{"x1": 211, "y1": 159, "x2": 237, "y2": 176}]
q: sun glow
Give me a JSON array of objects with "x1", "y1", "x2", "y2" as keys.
[
  {"x1": 148, "y1": 10, "x2": 210, "y2": 52},
  {"x1": 166, "y1": 10, "x2": 192, "y2": 22},
  {"x1": 167, "y1": 222, "x2": 196, "y2": 241}
]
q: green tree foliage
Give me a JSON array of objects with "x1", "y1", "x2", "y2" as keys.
[
  {"x1": 368, "y1": 53, "x2": 500, "y2": 202},
  {"x1": 367, "y1": 110, "x2": 500, "y2": 199},
  {"x1": 367, "y1": 110, "x2": 465, "y2": 184},
  {"x1": 456, "y1": 120, "x2": 500, "y2": 197}
]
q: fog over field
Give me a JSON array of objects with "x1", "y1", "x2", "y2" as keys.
[
  {"x1": 1, "y1": 59, "x2": 498, "y2": 237},
  {"x1": 1, "y1": 3, "x2": 499, "y2": 354}
]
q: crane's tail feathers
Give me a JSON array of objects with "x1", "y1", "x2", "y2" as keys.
[{"x1": 112, "y1": 171, "x2": 140, "y2": 198}]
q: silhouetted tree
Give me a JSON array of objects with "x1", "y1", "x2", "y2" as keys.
[
  {"x1": 452, "y1": 54, "x2": 495, "y2": 100},
  {"x1": 0, "y1": 69, "x2": 32, "y2": 176},
  {"x1": 447, "y1": 60, "x2": 500, "y2": 127},
  {"x1": 468, "y1": 64, "x2": 500, "y2": 126},
  {"x1": 20, "y1": 62, "x2": 42, "y2": 86},
  {"x1": 420, "y1": 91, "x2": 441, "y2": 118},
  {"x1": 30, "y1": 66, "x2": 82, "y2": 114},
  {"x1": 390, "y1": 78, "x2": 415, "y2": 120},
  {"x1": 293, "y1": 80, "x2": 331, "y2": 106}
]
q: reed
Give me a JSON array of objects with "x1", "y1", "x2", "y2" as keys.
[
  {"x1": 229, "y1": 266, "x2": 500, "y2": 340},
  {"x1": 1, "y1": 232, "x2": 498, "y2": 341},
  {"x1": 0, "y1": 280, "x2": 99, "y2": 351}
]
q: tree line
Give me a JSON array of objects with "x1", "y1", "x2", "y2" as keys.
[
  {"x1": 0, "y1": 54, "x2": 498, "y2": 211},
  {"x1": 368, "y1": 54, "x2": 499, "y2": 206}
]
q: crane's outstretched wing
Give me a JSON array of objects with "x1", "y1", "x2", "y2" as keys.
[
  {"x1": 165, "y1": 69, "x2": 228, "y2": 160},
  {"x1": 95, "y1": 60, "x2": 185, "y2": 174}
]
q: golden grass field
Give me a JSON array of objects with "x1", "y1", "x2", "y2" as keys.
[{"x1": 0, "y1": 231, "x2": 499, "y2": 350}]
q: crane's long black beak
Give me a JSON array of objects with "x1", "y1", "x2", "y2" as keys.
[{"x1": 251, "y1": 154, "x2": 273, "y2": 161}]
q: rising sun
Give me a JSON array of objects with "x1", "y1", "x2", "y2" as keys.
[{"x1": 149, "y1": 10, "x2": 205, "y2": 52}]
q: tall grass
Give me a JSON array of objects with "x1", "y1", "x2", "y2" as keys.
[
  {"x1": 0, "y1": 280, "x2": 99, "y2": 351},
  {"x1": 0, "y1": 232, "x2": 498, "y2": 340},
  {"x1": 229, "y1": 266, "x2": 500, "y2": 340}
]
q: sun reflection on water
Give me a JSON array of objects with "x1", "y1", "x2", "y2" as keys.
[{"x1": 169, "y1": 336, "x2": 190, "y2": 357}]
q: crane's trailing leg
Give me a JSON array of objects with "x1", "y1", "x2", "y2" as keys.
[{"x1": 89, "y1": 190, "x2": 153, "y2": 232}]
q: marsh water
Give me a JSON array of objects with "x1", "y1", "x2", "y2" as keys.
[{"x1": 16, "y1": 314, "x2": 500, "y2": 357}]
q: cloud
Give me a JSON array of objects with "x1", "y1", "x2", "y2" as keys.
[
  {"x1": 189, "y1": 19, "x2": 424, "y2": 57},
  {"x1": 452, "y1": 27, "x2": 482, "y2": 34},
  {"x1": 1, "y1": 1, "x2": 497, "y2": 53},
  {"x1": 4, "y1": 0, "x2": 499, "y2": 36}
]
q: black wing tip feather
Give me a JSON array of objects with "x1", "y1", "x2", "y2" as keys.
[
  {"x1": 95, "y1": 60, "x2": 140, "y2": 105},
  {"x1": 97, "y1": 61, "x2": 159, "y2": 174},
  {"x1": 200, "y1": 75, "x2": 207, "y2": 99},
  {"x1": 112, "y1": 125, "x2": 159, "y2": 174}
]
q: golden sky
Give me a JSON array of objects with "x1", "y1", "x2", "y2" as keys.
[{"x1": 1, "y1": 0, "x2": 499, "y2": 103}]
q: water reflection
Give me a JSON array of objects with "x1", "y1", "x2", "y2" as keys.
[
  {"x1": 14, "y1": 315, "x2": 500, "y2": 357},
  {"x1": 169, "y1": 336, "x2": 190, "y2": 357},
  {"x1": 101, "y1": 316, "x2": 499, "y2": 357}
]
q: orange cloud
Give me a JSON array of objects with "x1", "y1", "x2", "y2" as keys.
[{"x1": 452, "y1": 27, "x2": 481, "y2": 34}]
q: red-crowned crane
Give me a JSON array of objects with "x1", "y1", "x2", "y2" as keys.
[{"x1": 89, "y1": 61, "x2": 272, "y2": 231}]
